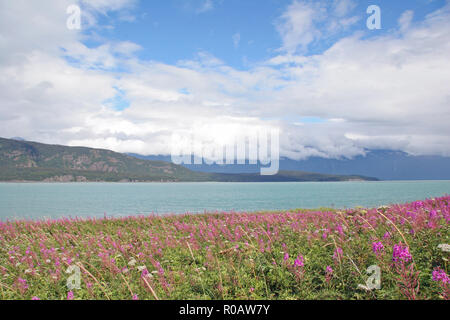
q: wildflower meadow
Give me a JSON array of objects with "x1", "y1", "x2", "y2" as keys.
[{"x1": 0, "y1": 196, "x2": 449, "y2": 300}]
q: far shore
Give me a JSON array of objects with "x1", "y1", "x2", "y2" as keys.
[
  {"x1": 0, "y1": 179, "x2": 388, "y2": 184},
  {"x1": 4, "y1": 179, "x2": 450, "y2": 184}
]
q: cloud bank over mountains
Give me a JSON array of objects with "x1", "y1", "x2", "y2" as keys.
[{"x1": 1, "y1": 0, "x2": 449, "y2": 160}]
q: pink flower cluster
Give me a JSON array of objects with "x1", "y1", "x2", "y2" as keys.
[
  {"x1": 392, "y1": 243, "x2": 412, "y2": 263},
  {"x1": 372, "y1": 241, "x2": 384, "y2": 255},
  {"x1": 293, "y1": 255, "x2": 304, "y2": 268},
  {"x1": 432, "y1": 268, "x2": 449, "y2": 285}
]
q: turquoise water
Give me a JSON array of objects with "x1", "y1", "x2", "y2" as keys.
[{"x1": 0, "y1": 181, "x2": 450, "y2": 220}]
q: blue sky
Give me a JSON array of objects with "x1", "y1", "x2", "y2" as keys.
[
  {"x1": 84, "y1": 0, "x2": 447, "y2": 69},
  {"x1": 1, "y1": 0, "x2": 450, "y2": 159}
]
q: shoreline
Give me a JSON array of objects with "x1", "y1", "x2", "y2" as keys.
[
  {"x1": 0, "y1": 180, "x2": 375, "y2": 183},
  {"x1": 3, "y1": 179, "x2": 450, "y2": 184}
]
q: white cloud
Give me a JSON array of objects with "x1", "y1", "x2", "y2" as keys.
[
  {"x1": 276, "y1": 1, "x2": 325, "y2": 54},
  {"x1": 1, "y1": 0, "x2": 450, "y2": 160},
  {"x1": 333, "y1": 0, "x2": 357, "y2": 17},
  {"x1": 275, "y1": 0, "x2": 359, "y2": 54},
  {"x1": 398, "y1": 10, "x2": 414, "y2": 32},
  {"x1": 197, "y1": 0, "x2": 214, "y2": 14}
]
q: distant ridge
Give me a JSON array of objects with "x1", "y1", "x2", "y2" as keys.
[
  {"x1": 0, "y1": 137, "x2": 377, "y2": 182},
  {"x1": 129, "y1": 150, "x2": 450, "y2": 181}
]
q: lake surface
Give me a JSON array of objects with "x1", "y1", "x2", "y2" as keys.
[{"x1": 1, "y1": 181, "x2": 450, "y2": 220}]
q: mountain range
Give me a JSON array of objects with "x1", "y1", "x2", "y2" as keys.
[
  {"x1": 129, "y1": 150, "x2": 450, "y2": 181},
  {"x1": 0, "y1": 137, "x2": 376, "y2": 182}
]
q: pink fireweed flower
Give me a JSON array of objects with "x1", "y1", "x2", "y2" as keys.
[
  {"x1": 392, "y1": 243, "x2": 412, "y2": 263},
  {"x1": 325, "y1": 265, "x2": 334, "y2": 283},
  {"x1": 32, "y1": 296, "x2": 40, "y2": 300},
  {"x1": 372, "y1": 241, "x2": 384, "y2": 255},
  {"x1": 293, "y1": 255, "x2": 304, "y2": 268},
  {"x1": 326, "y1": 266, "x2": 333, "y2": 274},
  {"x1": 67, "y1": 291, "x2": 74, "y2": 300},
  {"x1": 336, "y1": 224, "x2": 344, "y2": 235},
  {"x1": 383, "y1": 232, "x2": 391, "y2": 239},
  {"x1": 333, "y1": 247, "x2": 343, "y2": 263},
  {"x1": 413, "y1": 201, "x2": 424, "y2": 209},
  {"x1": 18, "y1": 278, "x2": 28, "y2": 290},
  {"x1": 156, "y1": 263, "x2": 165, "y2": 275},
  {"x1": 132, "y1": 294, "x2": 139, "y2": 300},
  {"x1": 429, "y1": 210, "x2": 438, "y2": 219},
  {"x1": 432, "y1": 268, "x2": 450, "y2": 284},
  {"x1": 141, "y1": 268, "x2": 149, "y2": 278},
  {"x1": 283, "y1": 253, "x2": 289, "y2": 262}
]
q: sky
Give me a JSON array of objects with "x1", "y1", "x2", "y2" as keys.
[{"x1": 0, "y1": 0, "x2": 449, "y2": 160}]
